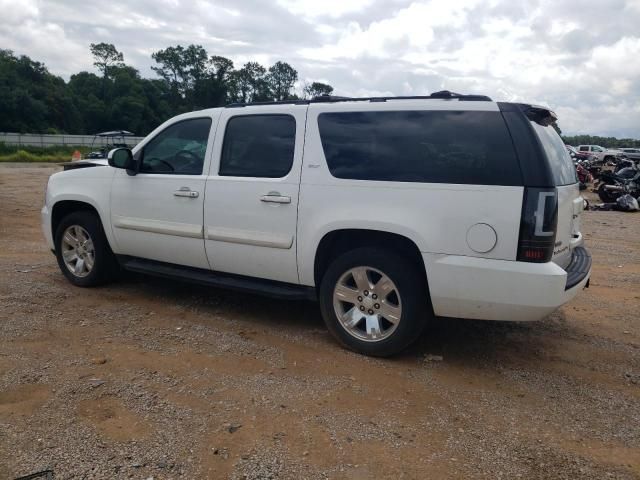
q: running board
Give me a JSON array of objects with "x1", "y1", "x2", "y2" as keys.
[{"x1": 117, "y1": 256, "x2": 316, "y2": 301}]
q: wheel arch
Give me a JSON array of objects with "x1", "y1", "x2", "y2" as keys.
[
  {"x1": 313, "y1": 228, "x2": 429, "y2": 290},
  {"x1": 51, "y1": 199, "x2": 114, "y2": 250}
]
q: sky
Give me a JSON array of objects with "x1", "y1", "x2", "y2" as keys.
[{"x1": 1, "y1": 0, "x2": 639, "y2": 138}]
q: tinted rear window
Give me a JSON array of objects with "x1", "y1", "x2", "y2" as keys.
[
  {"x1": 530, "y1": 122, "x2": 577, "y2": 186},
  {"x1": 317, "y1": 111, "x2": 523, "y2": 185},
  {"x1": 220, "y1": 115, "x2": 296, "y2": 178}
]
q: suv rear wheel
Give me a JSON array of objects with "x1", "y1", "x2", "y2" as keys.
[
  {"x1": 319, "y1": 247, "x2": 429, "y2": 356},
  {"x1": 54, "y1": 211, "x2": 118, "y2": 287}
]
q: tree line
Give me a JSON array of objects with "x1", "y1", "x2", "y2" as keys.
[
  {"x1": 0, "y1": 43, "x2": 333, "y2": 136},
  {"x1": 1, "y1": 43, "x2": 637, "y2": 145},
  {"x1": 561, "y1": 134, "x2": 640, "y2": 149}
]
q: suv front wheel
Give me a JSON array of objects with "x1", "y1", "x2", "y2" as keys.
[
  {"x1": 319, "y1": 247, "x2": 429, "y2": 356},
  {"x1": 54, "y1": 211, "x2": 118, "y2": 287}
]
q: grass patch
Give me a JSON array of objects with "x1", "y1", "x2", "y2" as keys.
[
  {"x1": 0, "y1": 150, "x2": 72, "y2": 163},
  {"x1": 0, "y1": 143, "x2": 92, "y2": 162}
]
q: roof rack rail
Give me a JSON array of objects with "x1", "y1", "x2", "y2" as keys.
[
  {"x1": 225, "y1": 98, "x2": 310, "y2": 108},
  {"x1": 224, "y1": 90, "x2": 492, "y2": 108}
]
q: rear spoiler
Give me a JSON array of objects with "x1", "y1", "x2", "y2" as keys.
[
  {"x1": 523, "y1": 105, "x2": 558, "y2": 127},
  {"x1": 498, "y1": 102, "x2": 558, "y2": 127}
]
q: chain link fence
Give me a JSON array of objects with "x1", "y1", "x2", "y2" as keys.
[{"x1": 0, "y1": 132, "x2": 144, "y2": 148}]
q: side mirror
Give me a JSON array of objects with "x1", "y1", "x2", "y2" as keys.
[{"x1": 108, "y1": 148, "x2": 135, "y2": 171}]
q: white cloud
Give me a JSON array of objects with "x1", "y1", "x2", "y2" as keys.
[
  {"x1": 0, "y1": 0, "x2": 39, "y2": 23},
  {"x1": 277, "y1": 0, "x2": 374, "y2": 18},
  {"x1": 0, "y1": 0, "x2": 638, "y2": 137},
  {"x1": 0, "y1": 0, "x2": 90, "y2": 77}
]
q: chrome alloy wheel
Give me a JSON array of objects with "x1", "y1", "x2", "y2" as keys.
[
  {"x1": 61, "y1": 225, "x2": 95, "y2": 278},
  {"x1": 332, "y1": 266, "x2": 402, "y2": 342}
]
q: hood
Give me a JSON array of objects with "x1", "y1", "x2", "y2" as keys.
[{"x1": 62, "y1": 159, "x2": 109, "y2": 171}]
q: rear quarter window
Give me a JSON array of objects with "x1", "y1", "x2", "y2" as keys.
[
  {"x1": 530, "y1": 122, "x2": 577, "y2": 186},
  {"x1": 317, "y1": 111, "x2": 523, "y2": 186}
]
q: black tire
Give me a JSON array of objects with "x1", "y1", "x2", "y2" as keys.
[
  {"x1": 597, "y1": 183, "x2": 620, "y2": 203},
  {"x1": 319, "y1": 247, "x2": 430, "y2": 357},
  {"x1": 54, "y1": 210, "x2": 119, "y2": 287}
]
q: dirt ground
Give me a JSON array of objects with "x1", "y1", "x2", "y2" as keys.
[{"x1": 1, "y1": 164, "x2": 639, "y2": 480}]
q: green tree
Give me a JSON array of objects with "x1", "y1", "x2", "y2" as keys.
[
  {"x1": 267, "y1": 61, "x2": 298, "y2": 101},
  {"x1": 303, "y1": 81, "x2": 334, "y2": 99},
  {"x1": 210, "y1": 56, "x2": 234, "y2": 82},
  {"x1": 196, "y1": 55, "x2": 234, "y2": 107},
  {"x1": 89, "y1": 43, "x2": 124, "y2": 79},
  {"x1": 152, "y1": 44, "x2": 214, "y2": 109},
  {"x1": 184, "y1": 45, "x2": 211, "y2": 109},
  {"x1": 562, "y1": 135, "x2": 640, "y2": 148},
  {"x1": 183, "y1": 45, "x2": 208, "y2": 86},
  {"x1": 0, "y1": 49, "x2": 81, "y2": 133},
  {"x1": 151, "y1": 45, "x2": 187, "y2": 109},
  {"x1": 151, "y1": 45, "x2": 185, "y2": 87},
  {"x1": 20, "y1": 44, "x2": 640, "y2": 149},
  {"x1": 68, "y1": 71, "x2": 107, "y2": 133},
  {"x1": 229, "y1": 62, "x2": 268, "y2": 103}
]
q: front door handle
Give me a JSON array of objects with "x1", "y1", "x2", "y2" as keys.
[
  {"x1": 174, "y1": 187, "x2": 199, "y2": 198},
  {"x1": 260, "y1": 192, "x2": 291, "y2": 204}
]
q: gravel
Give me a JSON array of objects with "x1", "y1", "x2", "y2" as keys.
[{"x1": 1, "y1": 166, "x2": 639, "y2": 479}]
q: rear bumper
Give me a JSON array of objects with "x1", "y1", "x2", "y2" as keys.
[
  {"x1": 423, "y1": 248, "x2": 592, "y2": 322},
  {"x1": 564, "y1": 246, "x2": 591, "y2": 290}
]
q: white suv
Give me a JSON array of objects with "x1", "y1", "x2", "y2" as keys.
[{"x1": 42, "y1": 91, "x2": 591, "y2": 356}]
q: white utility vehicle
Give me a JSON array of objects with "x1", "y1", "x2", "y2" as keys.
[
  {"x1": 42, "y1": 91, "x2": 591, "y2": 356},
  {"x1": 577, "y1": 144, "x2": 620, "y2": 163}
]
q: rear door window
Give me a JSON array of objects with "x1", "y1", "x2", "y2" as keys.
[
  {"x1": 317, "y1": 111, "x2": 523, "y2": 186},
  {"x1": 219, "y1": 115, "x2": 296, "y2": 178},
  {"x1": 530, "y1": 122, "x2": 577, "y2": 186}
]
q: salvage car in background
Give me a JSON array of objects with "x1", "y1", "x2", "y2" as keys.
[
  {"x1": 566, "y1": 145, "x2": 597, "y2": 162},
  {"x1": 578, "y1": 144, "x2": 622, "y2": 163},
  {"x1": 619, "y1": 148, "x2": 640, "y2": 161}
]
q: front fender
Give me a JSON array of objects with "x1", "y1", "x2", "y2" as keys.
[{"x1": 47, "y1": 168, "x2": 119, "y2": 252}]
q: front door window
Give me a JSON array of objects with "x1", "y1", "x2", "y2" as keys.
[{"x1": 140, "y1": 118, "x2": 212, "y2": 175}]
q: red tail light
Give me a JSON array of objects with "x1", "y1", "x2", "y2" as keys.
[{"x1": 517, "y1": 187, "x2": 558, "y2": 263}]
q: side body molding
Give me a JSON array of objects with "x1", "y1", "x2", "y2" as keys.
[
  {"x1": 113, "y1": 215, "x2": 203, "y2": 239},
  {"x1": 206, "y1": 226, "x2": 293, "y2": 249}
]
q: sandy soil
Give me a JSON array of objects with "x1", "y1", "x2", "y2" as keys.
[{"x1": 0, "y1": 165, "x2": 639, "y2": 479}]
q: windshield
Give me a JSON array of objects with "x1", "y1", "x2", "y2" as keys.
[{"x1": 531, "y1": 122, "x2": 578, "y2": 186}]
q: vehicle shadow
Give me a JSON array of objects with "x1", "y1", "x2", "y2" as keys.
[
  {"x1": 407, "y1": 314, "x2": 565, "y2": 367},
  {"x1": 120, "y1": 273, "x2": 567, "y2": 366},
  {"x1": 120, "y1": 272, "x2": 326, "y2": 328}
]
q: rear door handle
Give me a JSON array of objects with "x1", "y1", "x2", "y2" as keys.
[
  {"x1": 260, "y1": 192, "x2": 291, "y2": 204},
  {"x1": 174, "y1": 187, "x2": 199, "y2": 198}
]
